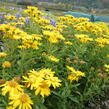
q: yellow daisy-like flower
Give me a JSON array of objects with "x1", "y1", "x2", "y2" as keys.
[
  {"x1": 67, "y1": 66, "x2": 85, "y2": 82},
  {"x1": 0, "y1": 52, "x2": 7, "y2": 57},
  {"x1": 45, "y1": 75, "x2": 61, "y2": 88},
  {"x1": 66, "y1": 66, "x2": 76, "y2": 73},
  {"x1": 39, "y1": 68, "x2": 55, "y2": 77},
  {"x1": 19, "y1": 17, "x2": 26, "y2": 22},
  {"x1": 23, "y1": 75, "x2": 43, "y2": 90},
  {"x1": 76, "y1": 70, "x2": 85, "y2": 77},
  {"x1": 23, "y1": 76, "x2": 37, "y2": 90},
  {"x1": 2, "y1": 61, "x2": 11, "y2": 68},
  {"x1": 64, "y1": 41, "x2": 73, "y2": 45},
  {"x1": 29, "y1": 69, "x2": 45, "y2": 78},
  {"x1": 9, "y1": 93, "x2": 33, "y2": 109},
  {"x1": 35, "y1": 81, "x2": 51, "y2": 97},
  {"x1": 0, "y1": 80, "x2": 23, "y2": 96},
  {"x1": 68, "y1": 73, "x2": 78, "y2": 82},
  {"x1": 47, "y1": 55, "x2": 59, "y2": 63}
]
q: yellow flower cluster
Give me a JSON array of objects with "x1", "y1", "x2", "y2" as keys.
[
  {"x1": 74, "y1": 22, "x2": 102, "y2": 34},
  {"x1": 74, "y1": 22, "x2": 109, "y2": 47},
  {"x1": 0, "y1": 24, "x2": 42, "y2": 49},
  {"x1": 95, "y1": 38, "x2": 109, "y2": 47},
  {"x1": 67, "y1": 66, "x2": 85, "y2": 82},
  {"x1": 25, "y1": 6, "x2": 49, "y2": 25},
  {"x1": 0, "y1": 24, "x2": 26, "y2": 39},
  {"x1": 0, "y1": 68, "x2": 61, "y2": 108},
  {"x1": 18, "y1": 39, "x2": 42, "y2": 49},
  {"x1": 41, "y1": 23, "x2": 67, "y2": 32},
  {"x1": 75, "y1": 34, "x2": 93, "y2": 43},
  {"x1": 23, "y1": 69, "x2": 61, "y2": 97},
  {"x1": 1, "y1": 6, "x2": 109, "y2": 108},
  {"x1": 0, "y1": 80, "x2": 33, "y2": 109},
  {"x1": 25, "y1": 6, "x2": 67, "y2": 43},
  {"x1": 58, "y1": 15, "x2": 89, "y2": 25},
  {"x1": 4, "y1": 15, "x2": 16, "y2": 20},
  {"x1": 4, "y1": 15, "x2": 26, "y2": 24},
  {"x1": 43, "y1": 30, "x2": 65, "y2": 43},
  {"x1": 58, "y1": 14, "x2": 109, "y2": 47},
  {"x1": 41, "y1": 25, "x2": 56, "y2": 30}
]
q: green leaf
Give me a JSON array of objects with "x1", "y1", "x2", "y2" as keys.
[{"x1": 68, "y1": 96, "x2": 80, "y2": 104}]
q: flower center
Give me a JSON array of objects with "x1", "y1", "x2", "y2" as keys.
[
  {"x1": 20, "y1": 94, "x2": 28, "y2": 103},
  {"x1": 8, "y1": 81, "x2": 17, "y2": 88},
  {"x1": 40, "y1": 82, "x2": 48, "y2": 88}
]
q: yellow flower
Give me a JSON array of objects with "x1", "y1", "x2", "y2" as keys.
[
  {"x1": 23, "y1": 68, "x2": 59, "y2": 97},
  {"x1": 4, "y1": 15, "x2": 16, "y2": 20},
  {"x1": 95, "y1": 38, "x2": 109, "y2": 47},
  {"x1": 19, "y1": 40, "x2": 41, "y2": 49},
  {"x1": 29, "y1": 69, "x2": 45, "y2": 78},
  {"x1": 31, "y1": 34, "x2": 43, "y2": 40},
  {"x1": 45, "y1": 75, "x2": 61, "y2": 88},
  {"x1": 38, "y1": 68, "x2": 55, "y2": 77},
  {"x1": 9, "y1": 93, "x2": 33, "y2": 109},
  {"x1": 0, "y1": 80, "x2": 23, "y2": 96},
  {"x1": 43, "y1": 30, "x2": 65, "y2": 43},
  {"x1": 64, "y1": 41, "x2": 73, "y2": 45},
  {"x1": 67, "y1": 66, "x2": 85, "y2": 82},
  {"x1": 36, "y1": 17, "x2": 50, "y2": 25},
  {"x1": 23, "y1": 75, "x2": 43, "y2": 90},
  {"x1": 66, "y1": 66, "x2": 75, "y2": 73},
  {"x1": 68, "y1": 73, "x2": 78, "y2": 82},
  {"x1": 76, "y1": 70, "x2": 85, "y2": 77},
  {"x1": 23, "y1": 76, "x2": 38, "y2": 90},
  {"x1": 104, "y1": 64, "x2": 109, "y2": 72},
  {"x1": 35, "y1": 81, "x2": 51, "y2": 97},
  {"x1": 75, "y1": 34, "x2": 93, "y2": 43},
  {"x1": 2, "y1": 61, "x2": 11, "y2": 68},
  {"x1": 23, "y1": 69, "x2": 44, "y2": 90},
  {"x1": 41, "y1": 25, "x2": 55, "y2": 30},
  {"x1": 19, "y1": 17, "x2": 26, "y2": 22},
  {"x1": 0, "y1": 52, "x2": 7, "y2": 57},
  {"x1": 47, "y1": 55, "x2": 59, "y2": 63},
  {"x1": 27, "y1": 6, "x2": 38, "y2": 11}
]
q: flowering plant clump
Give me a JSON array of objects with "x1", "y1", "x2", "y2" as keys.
[{"x1": 0, "y1": 6, "x2": 109, "y2": 109}]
